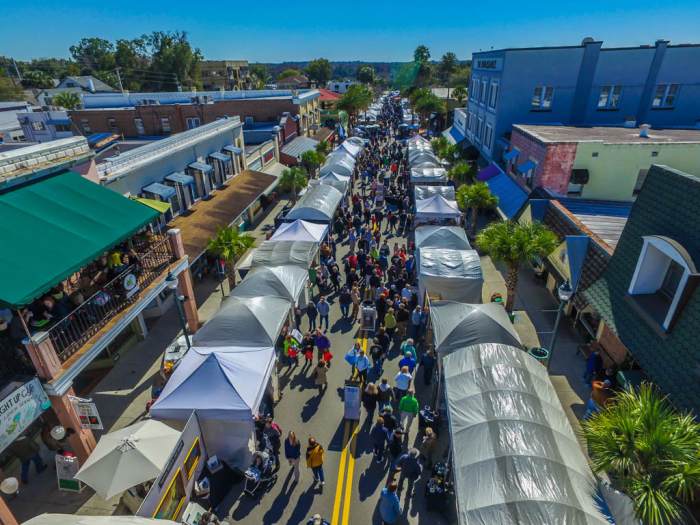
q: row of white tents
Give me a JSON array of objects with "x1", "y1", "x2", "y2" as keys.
[{"x1": 407, "y1": 135, "x2": 448, "y2": 185}]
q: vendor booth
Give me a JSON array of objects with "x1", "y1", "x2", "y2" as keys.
[
  {"x1": 443, "y1": 343, "x2": 609, "y2": 525},
  {"x1": 338, "y1": 140, "x2": 362, "y2": 158},
  {"x1": 233, "y1": 265, "x2": 308, "y2": 306},
  {"x1": 408, "y1": 151, "x2": 440, "y2": 167},
  {"x1": 429, "y1": 301, "x2": 521, "y2": 355},
  {"x1": 410, "y1": 167, "x2": 448, "y2": 184},
  {"x1": 237, "y1": 240, "x2": 319, "y2": 278},
  {"x1": 270, "y1": 219, "x2": 328, "y2": 243},
  {"x1": 415, "y1": 225, "x2": 470, "y2": 251},
  {"x1": 414, "y1": 195, "x2": 461, "y2": 225},
  {"x1": 25, "y1": 516, "x2": 179, "y2": 525},
  {"x1": 320, "y1": 151, "x2": 355, "y2": 179},
  {"x1": 414, "y1": 185, "x2": 455, "y2": 201},
  {"x1": 285, "y1": 184, "x2": 343, "y2": 224},
  {"x1": 418, "y1": 248, "x2": 483, "y2": 303},
  {"x1": 151, "y1": 347, "x2": 275, "y2": 469},
  {"x1": 318, "y1": 171, "x2": 351, "y2": 194}
]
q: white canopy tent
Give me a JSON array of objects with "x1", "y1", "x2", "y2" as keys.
[
  {"x1": 410, "y1": 166, "x2": 448, "y2": 184},
  {"x1": 25, "y1": 516, "x2": 179, "y2": 525},
  {"x1": 321, "y1": 150, "x2": 355, "y2": 178},
  {"x1": 414, "y1": 225, "x2": 470, "y2": 251},
  {"x1": 237, "y1": 240, "x2": 318, "y2": 275},
  {"x1": 415, "y1": 195, "x2": 462, "y2": 224},
  {"x1": 408, "y1": 151, "x2": 439, "y2": 166},
  {"x1": 150, "y1": 346, "x2": 276, "y2": 466},
  {"x1": 234, "y1": 265, "x2": 308, "y2": 306},
  {"x1": 429, "y1": 301, "x2": 521, "y2": 354},
  {"x1": 318, "y1": 171, "x2": 351, "y2": 194},
  {"x1": 345, "y1": 137, "x2": 366, "y2": 148},
  {"x1": 337, "y1": 140, "x2": 362, "y2": 158},
  {"x1": 270, "y1": 219, "x2": 328, "y2": 243},
  {"x1": 418, "y1": 248, "x2": 483, "y2": 303},
  {"x1": 414, "y1": 184, "x2": 455, "y2": 201},
  {"x1": 286, "y1": 184, "x2": 343, "y2": 223},
  {"x1": 444, "y1": 343, "x2": 609, "y2": 525}
]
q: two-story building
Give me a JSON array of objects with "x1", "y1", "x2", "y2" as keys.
[
  {"x1": 199, "y1": 60, "x2": 251, "y2": 91},
  {"x1": 461, "y1": 39, "x2": 700, "y2": 162},
  {"x1": 17, "y1": 110, "x2": 75, "y2": 143}
]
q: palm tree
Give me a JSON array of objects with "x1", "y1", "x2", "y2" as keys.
[
  {"x1": 456, "y1": 182, "x2": 498, "y2": 237},
  {"x1": 278, "y1": 167, "x2": 308, "y2": 203},
  {"x1": 315, "y1": 141, "x2": 331, "y2": 156},
  {"x1": 206, "y1": 226, "x2": 255, "y2": 289},
  {"x1": 447, "y1": 160, "x2": 474, "y2": 184},
  {"x1": 477, "y1": 221, "x2": 558, "y2": 312},
  {"x1": 52, "y1": 91, "x2": 82, "y2": 110},
  {"x1": 582, "y1": 383, "x2": 700, "y2": 525},
  {"x1": 452, "y1": 86, "x2": 468, "y2": 105},
  {"x1": 300, "y1": 150, "x2": 323, "y2": 177}
]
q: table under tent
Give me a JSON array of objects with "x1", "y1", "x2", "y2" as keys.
[
  {"x1": 414, "y1": 194, "x2": 462, "y2": 226},
  {"x1": 270, "y1": 219, "x2": 328, "y2": 243},
  {"x1": 443, "y1": 343, "x2": 610, "y2": 525},
  {"x1": 414, "y1": 184, "x2": 456, "y2": 201},
  {"x1": 285, "y1": 184, "x2": 343, "y2": 224},
  {"x1": 417, "y1": 247, "x2": 483, "y2": 303},
  {"x1": 414, "y1": 225, "x2": 470, "y2": 251}
]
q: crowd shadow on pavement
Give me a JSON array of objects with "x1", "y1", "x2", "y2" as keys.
[
  {"x1": 301, "y1": 392, "x2": 323, "y2": 422},
  {"x1": 358, "y1": 459, "x2": 387, "y2": 501}
]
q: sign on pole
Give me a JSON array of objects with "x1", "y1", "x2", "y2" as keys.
[{"x1": 69, "y1": 396, "x2": 104, "y2": 430}]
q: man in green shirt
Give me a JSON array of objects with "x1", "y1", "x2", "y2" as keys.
[{"x1": 398, "y1": 390, "x2": 419, "y2": 434}]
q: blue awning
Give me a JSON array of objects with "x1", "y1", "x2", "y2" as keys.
[
  {"x1": 503, "y1": 149, "x2": 519, "y2": 162},
  {"x1": 224, "y1": 145, "x2": 242, "y2": 154},
  {"x1": 516, "y1": 160, "x2": 536, "y2": 174},
  {"x1": 189, "y1": 162, "x2": 213, "y2": 173},
  {"x1": 486, "y1": 172, "x2": 529, "y2": 220},
  {"x1": 47, "y1": 118, "x2": 72, "y2": 126},
  {"x1": 442, "y1": 126, "x2": 466, "y2": 145},
  {"x1": 142, "y1": 182, "x2": 176, "y2": 200},
  {"x1": 166, "y1": 172, "x2": 195, "y2": 186},
  {"x1": 209, "y1": 152, "x2": 231, "y2": 163}
]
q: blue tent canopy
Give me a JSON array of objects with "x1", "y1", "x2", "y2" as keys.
[{"x1": 503, "y1": 149, "x2": 519, "y2": 162}]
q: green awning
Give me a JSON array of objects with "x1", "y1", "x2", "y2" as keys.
[
  {"x1": 135, "y1": 197, "x2": 171, "y2": 214},
  {"x1": 0, "y1": 171, "x2": 159, "y2": 308}
]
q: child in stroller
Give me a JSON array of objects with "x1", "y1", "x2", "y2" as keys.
[{"x1": 243, "y1": 450, "x2": 278, "y2": 497}]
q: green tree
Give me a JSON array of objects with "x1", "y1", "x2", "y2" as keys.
[
  {"x1": 279, "y1": 166, "x2": 308, "y2": 203},
  {"x1": 144, "y1": 31, "x2": 202, "y2": 90},
  {"x1": 300, "y1": 150, "x2": 324, "y2": 177},
  {"x1": 249, "y1": 63, "x2": 269, "y2": 88},
  {"x1": 0, "y1": 69, "x2": 23, "y2": 101},
  {"x1": 457, "y1": 182, "x2": 498, "y2": 237},
  {"x1": 306, "y1": 58, "x2": 332, "y2": 84},
  {"x1": 278, "y1": 68, "x2": 302, "y2": 80},
  {"x1": 477, "y1": 221, "x2": 558, "y2": 312},
  {"x1": 316, "y1": 141, "x2": 331, "y2": 156},
  {"x1": 447, "y1": 161, "x2": 474, "y2": 184},
  {"x1": 452, "y1": 85, "x2": 468, "y2": 105},
  {"x1": 337, "y1": 84, "x2": 373, "y2": 120},
  {"x1": 414, "y1": 45, "x2": 431, "y2": 64},
  {"x1": 356, "y1": 65, "x2": 375, "y2": 84},
  {"x1": 21, "y1": 70, "x2": 54, "y2": 88},
  {"x1": 414, "y1": 92, "x2": 445, "y2": 122},
  {"x1": 438, "y1": 52, "x2": 458, "y2": 83},
  {"x1": 206, "y1": 226, "x2": 255, "y2": 288},
  {"x1": 51, "y1": 91, "x2": 82, "y2": 110},
  {"x1": 583, "y1": 383, "x2": 700, "y2": 525},
  {"x1": 69, "y1": 37, "x2": 116, "y2": 72}
]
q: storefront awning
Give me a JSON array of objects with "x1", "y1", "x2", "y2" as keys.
[
  {"x1": 486, "y1": 171, "x2": 529, "y2": 220},
  {"x1": 476, "y1": 164, "x2": 501, "y2": 182},
  {"x1": 209, "y1": 152, "x2": 231, "y2": 163},
  {"x1": 442, "y1": 126, "x2": 466, "y2": 145},
  {"x1": 47, "y1": 118, "x2": 72, "y2": 126},
  {"x1": 224, "y1": 145, "x2": 242, "y2": 155},
  {"x1": 0, "y1": 171, "x2": 158, "y2": 308},
  {"x1": 189, "y1": 162, "x2": 213, "y2": 173},
  {"x1": 503, "y1": 149, "x2": 519, "y2": 162},
  {"x1": 165, "y1": 172, "x2": 195, "y2": 185},
  {"x1": 142, "y1": 182, "x2": 176, "y2": 200},
  {"x1": 135, "y1": 197, "x2": 171, "y2": 214},
  {"x1": 516, "y1": 160, "x2": 536, "y2": 174}
]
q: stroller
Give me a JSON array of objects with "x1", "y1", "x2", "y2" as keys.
[{"x1": 243, "y1": 450, "x2": 278, "y2": 497}]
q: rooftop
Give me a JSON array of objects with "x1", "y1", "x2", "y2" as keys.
[
  {"x1": 514, "y1": 124, "x2": 700, "y2": 145},
  {"x1": 555, "y1": 198, "x2": 632, "y2": 250},
  {"x1": 318, "y1": 88, "x2": 341, "y2": 101},
  {"x1": 473, "y1": 39, "x2": 699, "y2": 56}
]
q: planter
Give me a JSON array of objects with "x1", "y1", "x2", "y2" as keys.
[{"x1": 528, "y1": 346, "x2": 550, "y2": 366}]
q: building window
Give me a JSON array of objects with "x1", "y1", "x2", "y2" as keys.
[
  {"x1": 476, "y1": 117, "x2": 484, "y2": 143},
  {"x1": 55, "y1": 124, "x2": 71, "y2": 132},
  {"x1": 480, "y1": 80, "x2": 488, "y2": 103},
  {"x1": 531, "y1": 86, "x2": 554, "y2": 110},
  {"x1": 186, "y1": 117, "x2": 200, "y2": 129},
  {"x1": 488, "y1": 81, "x2": 499, "y2": 109},
  {"x1": 134, "y1": 118, "x2": 145, "y2": 135},
  {"x1": 597, "y1": 85, "x2": 622, "y2": 109},
  {"x1": 81, "y1": 119, "x2": 91, "y2": 134},
  {"x1": 484, "y1": 124, "x2": 494, "y2": 150},
  {"x1": 627, "y1": 236, "x2": 698, "y2": 332},
  {"x1": 470, "y1": 77, "x2": 478, "y2": 100},
  {"x1": 161, "y1": 117, "x2": 171, "y2": 133},
  {"x1": 652, "y1": 84, "x2": 679, "y2": 108},
  {"x1": 107, "y1": 118, "x2": 118, "y2": 133},
  {"x1": 31, "y1": 121, "x2": 46, "y2": 131}
]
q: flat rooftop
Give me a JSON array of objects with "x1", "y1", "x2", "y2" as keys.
[
  {"x1": 557, "y1": 198, "x2": 632, "y2": 250},
  {"x1": 514, "y1": 124, "x2": 700, "y2": 145}
]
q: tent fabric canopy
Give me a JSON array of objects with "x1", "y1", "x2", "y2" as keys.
[
  {"x1": 135, "y1": 197, "x2": 171, "y2": 214},
  {"x1": 270, "y1": 220, "x2": 328, "y2": 243},
  {"x1": 418, "y1": 248, "x2": 483, "y2": 303},
  {"x1": 318, "y1": 172, "x2": 350, "y2": 193},
  {"x1": 286, "y1": 184, "x2": 343, "y2": 223},
  {"x1": 414, "y1": 185, "x2": 455, "y2": 201},
  {"x1": 338, "y1": 141, "x2": 362, "y2": 158},
  {"x1": 414, "y1": 225, "x2": 470, "y2": 251},
  {"x1": 244, "y1": 240, "x2": 318, "y2": 270},
  {"x1": 25, "y1": 516, "x2": 179, "y2": 525},
  {"x1": 192, "y1": 295, "x2": 291, "y2": 348},
  {"x1": 444, "y1": 343, "x2": 608, "y2": 525},
  {"x1": 410, "y1": 167, "x2": 447, "y2": 183},
  {"x1": 233, "y1": 265, "x2": 308, "y2": 305},
  {"x1": 430, "y1": 301, "x2": 521, "y2": 354},
  {"x1": 415, "y1": 195, "x2": 461, "y2": 219},
  {"x1": 150, "y1": 346, "x2": 275, "y2": 421},
  {"x1": 0, "y1": 171, "x2": 158, "y2": 308}
]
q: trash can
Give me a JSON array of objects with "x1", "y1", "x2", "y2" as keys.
[{"x1": 528, "y1": 347, "x2": 550, "y2": 366}]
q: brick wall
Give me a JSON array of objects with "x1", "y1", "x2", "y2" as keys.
[
  {"x1": 281, "y1": 116, "x2": 299, "y2": 144},
  {"x1": 510, "y1": 128, "x2": 547, "y2": 189},
  {"x1": 510, "y1": 128, "x2": 577, "y2": 195}
]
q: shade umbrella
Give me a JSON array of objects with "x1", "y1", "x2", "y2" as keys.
[
  {"x1": 24, "y1": 516, "x2": 179, "y2": 525},
  {"x1": 75, "y1": 420, "x2": 180, "y2": 499}
]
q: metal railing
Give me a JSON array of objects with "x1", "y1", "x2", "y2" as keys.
[{"x1": 48, "y1": 236, "x2": 174, "y2": 363}]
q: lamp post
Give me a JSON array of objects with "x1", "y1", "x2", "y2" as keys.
[
  {"x1": 166, "y1": 273, "x2": 191, "y2": 350},
  {"x1": 547, "y1": 280, "x2": 574, "y2": 372}
]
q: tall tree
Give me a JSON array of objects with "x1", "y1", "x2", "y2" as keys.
[
  {"x1": 21, "y1": 70, "x2": 54, "y2": 88},
  {"x1": 144, "y1": 31, "x2": 202, "y2": 90},
  {"x1": 69, "y1": 37, "x2": 116, "y2": 72},
  {"x1": 356, "y1": 65, "x2": 375, "y2": 84},
  {"x1": 439, "y1": 52, "x2": 458, "y2": 83},
  {"x1": 206, "y1": 226, "x2": 255, "y2": 288},
  {"x1": 249, "y1": 63, "x2": 269, "y2": 88},
  {"x1": 300, "y1": 150, "x2": 324, "y2": 177},
  {"x1": 278, "y1": 68, "x2": 302, "y2": 80},
  {"x1": 0, "y1": 68, "x2": 23, "y2": 101},
  {"x1": 456, "y1": 183, "x2": 498, "y2": 237},
  {"x1": 452, "y1": 85, "x2": 468, "y2": 104},
  {"x1": 414, "y1": 45, "x2": 431, "y2": 64},
  {"x1": 306, "y1": 58, "x2": 332, "y2": 84},
  {"x1": 278, "y1": 167, "x2": 308, "y2": 203},
  {"x1": 337, "y1": 84, "x2": 373, "y2": 120},
  {"x1": 477, "y1": 221, "x2": 558, "y2": 312}
]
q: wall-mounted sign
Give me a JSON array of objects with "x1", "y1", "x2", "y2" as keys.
[
  {"x1": 69, "y1": 396, "x2": 103, "y2": 430},
  {"x1": 123, "y1": 273, "x2": 140, "y2": 299},
  {"x1": 0, "y1": 378, "x2": 50, "y2": 454},
  {"x1": 475, "y1": 58, "x2": 503, "y2": 71}
]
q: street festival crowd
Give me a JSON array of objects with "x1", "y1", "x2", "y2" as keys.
[{"x1": 243, "y1": 97, "x2": 447, "y2": 525}]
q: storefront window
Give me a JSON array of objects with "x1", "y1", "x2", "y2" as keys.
[{"x1": 154, "y1": 468, "x2": 186, "y2": 520}]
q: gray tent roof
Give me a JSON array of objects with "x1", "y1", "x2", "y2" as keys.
[
  {"x1": 318, "y1": 171, "x2": 350, "y2": 193},
  {"x1": 414, "y1": 185, "x2": 456, "y2": 200},
  {"x1": 418, "y1": 248, "x2": 483, "y2": 302},
  {"x1": 320, "y1": 155, "x2": 354, "y2": 178},
  {"x1": 415, "y1": 225, "x2": 470, "y2": 250},
  {"x1": 415, "y1": 195, "x2": 461, "y2": 219},
  {"x1": 233, "y1": 265, "x2": 308, "y2": 305},
  {"x1": 430, "y1": 301, "x2": 521, "y2": 354},
  {"x1": 192, "y1": 295, "x2": 291, "y2": 348},
  {"x1": 410, "y1": 166, "x2": 447, "y2": 182},
  {"x1": 251, "y1": 240, "x2": 318, "y2": 269},
  {"x1": 286, "y1": 184, "x2": 343, "y2": 223},
  {"x1": 444, "y1": 343, "x2": 608, "y2": 525}
]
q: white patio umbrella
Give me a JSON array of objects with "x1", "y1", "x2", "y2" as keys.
[
  {"x1": 75, "y1": 420, "x2": 180, "y2": 499},
  {"x1": 24, "y1": 515, "x2": 180, "y2": 525}
]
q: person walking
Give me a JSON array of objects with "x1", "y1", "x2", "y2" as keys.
[
  {"x1": 387, "y1": 428, "x2": 404, "y2": 469},
  {"x1": 421, "y1": 349, "x2": 436, "y2": 386},
  {"x1": 419, "y1": 427, "x2": 438, "y2": 468},
  {"x1": 398, "y1": 390, "x2": 419, "y2": 434},
  {"x1": 263, "y1": 418, "x2": 282, "y2": 470},
  {"x1": 307, "y1": 300, "x2": 318, "y2": 331},
  {"x1": 350, "y1": 284, "x2": 361, "y2": 323},
  {"x1": 399, "y1": 338, "x2": 417, "y2": 361},
  {"x1": 306, "y1": 438, "x2": 326, "y2": 486},
  {"x1": 314, "y1": 330, "x2": 331, "y2": 363},
  {"x1": 313, "y1": 360, "x2": 328, "y2": 394},
  {"x1": 369, "y1": 337, "x2": 385, "y2": 374},
  {"x1": 9, "y1": 433, "x2": 47, "y2": 484},
  {"x1": 355, "y1": 350, "x2": 371, "y2": 384},
  {"x1": 316, "y1": 296, "x2": 330, "y2": 332},
  {"x1": 410, "y1": 305, "x2": 422, "y2": 339},
  {"x1": 383, "y1": 308, "x2": 397, "y2": 340},
  {"x1": 378, "y1": 378, "x2": 394, "y2": 410},
  {"x1": 396, "y1": 448, "x2": 422, "y2": 497},
  {"x1": 362, "y1": 382, "x2": 379, "y2": 422},
  {"x1": 284, "y1": 431, "x2": 301, "y2": 483},
  {"x1": 379, "y1": 483, "x2": 401, "y2": 525},
  {"x1": 398, "y1": 352, "x2": 416, "y2": 374},
  {"x1": 338, "y1": 286, "x2": 352, "y2": 318},
  {"x1": 370, "y1": 416, "x2": 387, "y2": 463}
]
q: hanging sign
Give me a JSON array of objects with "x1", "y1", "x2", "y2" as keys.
[{"x1": 69, "y1": 396, "x2": 104, "y2": 430}]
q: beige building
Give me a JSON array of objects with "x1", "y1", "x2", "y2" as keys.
[{"x1": 200, "y1": 60, "x2": 250, "y2": 91}]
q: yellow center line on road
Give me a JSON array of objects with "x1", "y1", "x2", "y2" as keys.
[{"x1": 341, "y1": 420, "x2": 360, "y2": 525}]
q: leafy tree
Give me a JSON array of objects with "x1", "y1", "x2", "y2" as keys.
[
  {"x1": 300, "y1": 150, "x2": 324, "y2": 176},
  {"x1": 144, "y1": 31, "x2": 202, "y2": 90},
  {"x1": 306, "y1": 58, "x2": 332, "y2": 84},
  {"x1": 316, "y1": 141, "x2": 331, "y2": 156},
  {"x1": 414, "y1": 45, "x2": 431, "y2": 64},
  {"x1": 206, "y1": 226, "x2": 255, "y2": 288},
  {"x1": 457, "y1": 182, "x2": 498, "y2": 237},
  {"x1": 583, "y1": 383, "x2": 700, "y2": 525},
  {"x1": 279, "y1": 167, "x2": 308, "y2": 203},
  {"x1": 278, "y1": 68, "x2": 302, "y2": 80},
  {"x1": 249, "y1": 63, "x2": 269, "y2": 88},
  {"x1": 337, "y1": 84, "x2": 373, "y2": 120},
  {"x1": 0, "y1": 69, "x2": 23, "y2": 101},
  {"x1": 356, "y1": 65, "x2": 375, "y2": 84},
  {"x1": 447, "y1": 161, "x2": 474, "y2": 184},
  {"x1": 51, "y1": 91, "x2": 82, "y2": 110},
  {"x1": 477, "y1": 221, "x2": 558, "y2": 312},
  {"x1": 21, "y1": 70, "x2": 54, "y2": 88},
  {"x1": 452, "y1": 85, "x2": 468, "y2": 104},
  {"x1": 414, "y1": 92, "x2": 445, "y2": 121},
  {"x1": 439, "y1": 52, "x2": 458, "y2": 83},
  {"x1": 69, "y1": 37, "x2": 116, "y2": 72},
  {"x1": 449, "y1": 67, "x2": 472, "y2": 89}
]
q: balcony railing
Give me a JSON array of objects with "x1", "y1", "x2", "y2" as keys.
[{"x1": 48, "y1": 236, "x2": 174, "y2": 363}]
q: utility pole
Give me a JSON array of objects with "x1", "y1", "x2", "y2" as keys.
[
  {"x1": 115, "y1": 67, "x2": 124, "y2": 93},
  {"x1": 11, "y1": 58, "x2": 22, "y2": 82}
]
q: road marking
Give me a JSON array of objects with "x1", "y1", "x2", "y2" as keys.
[
  {"x1": 341, "y1": 421, "x2": 360, "y2": 525},
  {"x1": 331, "y1": 420, "x2": 351, "y2": 525}
]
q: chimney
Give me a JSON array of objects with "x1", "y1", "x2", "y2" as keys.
[
  {"x1": 87, "y1": 77, "x2": 95, "y2": 93},
  {"x1": 639, "y1": 124, "x2": 651, "y2": 138}
]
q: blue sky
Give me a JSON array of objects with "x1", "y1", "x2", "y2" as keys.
[{"x1": 3, "y1": 0, "x2": 700, "y2": 62}]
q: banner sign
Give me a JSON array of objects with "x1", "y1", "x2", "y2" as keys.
[
  {"x1": 56, "y1": 453, "x2": 83, "y2": 492},
  {"x1": 0, "y1": 378, "x2": 50, "y2": 454},
  {"x1": 69, "y1": 396, "x2": 104, "y2": 430}
]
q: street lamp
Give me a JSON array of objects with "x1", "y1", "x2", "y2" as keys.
[
  {"x1": 547, "y1": 280, "x2": 574, "y2": 372},
  {"x1": 166, "y1": 273, "x2": 191, "y2": 350}
]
